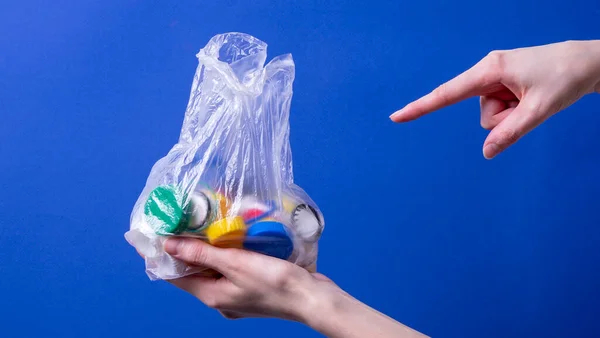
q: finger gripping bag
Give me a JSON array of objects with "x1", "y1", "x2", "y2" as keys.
[{"x1": 125, "y1": 33, "x2": 325, "y2": 281}]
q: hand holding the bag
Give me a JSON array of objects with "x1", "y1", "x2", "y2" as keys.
[
  {"x1": 162, "y1": 238, "x2": 428, "y2": 338},
  {"x1": 162, "y1": 237, "x2": 326, "y2": 321}
]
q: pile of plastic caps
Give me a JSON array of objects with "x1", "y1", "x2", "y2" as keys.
[{"x1": 144, "y1": 182, "x2": 323, "y2": 262}]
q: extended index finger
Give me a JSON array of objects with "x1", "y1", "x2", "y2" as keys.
[{"x1": 390, "y1": 54, "x2": 502, "y2": 122}]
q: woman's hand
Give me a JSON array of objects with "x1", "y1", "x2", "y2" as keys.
[
  {"x1": 390, "y1": 40, "x2": 600, "y2": 159},
  {"x1": 162, "y1": 238, "x2": 429, "y2": 338},
  {"x1": 163, "y1": 237, "x2": 330, "y2": 321}
]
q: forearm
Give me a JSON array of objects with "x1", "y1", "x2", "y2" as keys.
[
  {"x1": 585, "y1": 40, "x2": 600, "y2": 94},
  {"x1": 589, "y1": 40, "x2": 600, "y2": 94},
  {"x1": 299, "y1": 283, "x2": 428, "y2": 338},
  {"x1": 563, "y1": 39, "x2": 600, "y2": 95}
]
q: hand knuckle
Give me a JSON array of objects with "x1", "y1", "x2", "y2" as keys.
[
  {"x1": 481, "y1": 50, "x2": 505, "y2": 83},
  {"x1": 485, "y1": 50, "x2": 505, "y2": 66},
  {"x1": 202, "y1": 293, "x2": 236, "y2": 310},
  {"x1": 226, "y1": 286, "x2": 247, "y2": 302},
  {"x1": 182, "y1": 242, "x2": 209, "y2": 265},
  {"x1": 202, "y1": 295, "x2": 222, "y2": 309},
  {"x1": 273, "y1": 274, "x2": 290, "y2": 290},
  {"x1": 523, "y1": 99, "x2": 546, "y2": 117},
  {"x1": 270, "y1": 266, "x2": 297, "y2": 290},
  {"x1": 222, "y1": 250, "x2": 244, "y2": 273},
  {"x1": 433, "y1": 83, "x2": 451, "y2": 105}
]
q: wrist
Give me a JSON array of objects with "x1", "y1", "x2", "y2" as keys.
[
  {"x1": 296, "y1": 280, "x2": 429, "y2": 338},
  {"x1": 295, "y1": 278, "x2": 348, "y2": 332},
  {"x1": 566, "y1": 39, "x2": 600, "y2": 94},
  {"x1": 586, "y1": 40, "x2": 600, "y2": 93}
]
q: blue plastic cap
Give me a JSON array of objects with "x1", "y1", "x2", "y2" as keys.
[{"x1": 244, "y1": 221, "x2": 294, "y2": 260}]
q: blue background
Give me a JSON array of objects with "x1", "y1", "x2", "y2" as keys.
[{"x1": 1, "y1": 1, "x2": 599, "y2": 337}]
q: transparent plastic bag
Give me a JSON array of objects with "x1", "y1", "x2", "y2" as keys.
[{"x1": 125, "y1": 33, "x2": 324, "y2": 281}]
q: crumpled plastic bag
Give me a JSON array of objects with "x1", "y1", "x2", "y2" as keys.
[{"x1": 125, "y1": 32, "x2": 324, "y2": 281}]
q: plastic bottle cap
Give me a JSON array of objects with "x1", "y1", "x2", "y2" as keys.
[
  {"x1": 242, "y1": 209, "x2": 265, "y2": 221},
  {"x1": 292, "y1": 204, "x2": 323, "y2": 242},
  {"x1": 187, "y1": 192, "x2": 211, "y2": 231},
  {"x1": 144, "y1": 185, "x2": 186, "y2": 235},
  {"x1": 205, "y1": 216, "x2": 247, "y2": 247},
  {"x1": 281, "y1": 195, "x2": 298, "y2": 213},
  {"x1": 240, "y1": 197, "x2": 276, "y2": 224},
  {"x1": 244, "y1": 221, "x2": 294, "y2": 260}
]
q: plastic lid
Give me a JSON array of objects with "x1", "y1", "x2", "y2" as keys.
[
  {"x1": 144, "y1": 185, "x2": 186, "y2": 235},
  {"x1": 205, "y1": 216, "x2": 247, "y2": 247},
  {"x1": 292, "y1": 204, "x2": 323, "y2": 242},
  {"x1": 240, "y1": 197, "x2": 276, "y2": 224},
  {"x1": 187, "y1": 191, "x2": 211, "y2": 231},
  {"x1": 244, "y1": 221, "x2": 294, "y2": 260}
]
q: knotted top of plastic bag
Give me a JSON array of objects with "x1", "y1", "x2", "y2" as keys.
[{"x1": 125, "y1": 33, "x2": 324, "y2": 280}]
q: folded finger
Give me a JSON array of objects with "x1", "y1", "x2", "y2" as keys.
[
  {"x1": 480, "y1": 96, "x2": 518, "y2": 130},
  {"x1": 483, "y1": 99, "x2": 547, "y2": 159},
  {"x1": 480, "y1": 96, "x2": 506, "y2": 130}
]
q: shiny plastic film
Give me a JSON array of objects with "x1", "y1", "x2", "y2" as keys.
[{"x1": 125, "y1": 33, "x2": 324, "y2": 281}]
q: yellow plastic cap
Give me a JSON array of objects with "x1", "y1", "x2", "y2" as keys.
[{"x1": 205, "y1": 216, "x2": 247, "y2": 247}]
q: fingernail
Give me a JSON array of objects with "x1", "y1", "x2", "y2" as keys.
[
  {"x1": 483, "y1": 143, "x2": 500, "y2": 159},
  {"x1": 389, "y1": 108, "x2": 405, "y2": 121},
  {"x1": 164, "y1": 237, "x2": 181, "y2": 255}
]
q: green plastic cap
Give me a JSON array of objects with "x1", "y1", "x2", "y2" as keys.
[{"x1": 144, "y1": 185, "x2": 187, "y2": 235}]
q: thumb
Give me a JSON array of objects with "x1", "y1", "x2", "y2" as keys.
[
  {"x1": 482, "y1": 100, "x2": 547, "y2": 159},
  {"x1": 164, "y1": 237, "x2": 236, "y2": 276}
]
